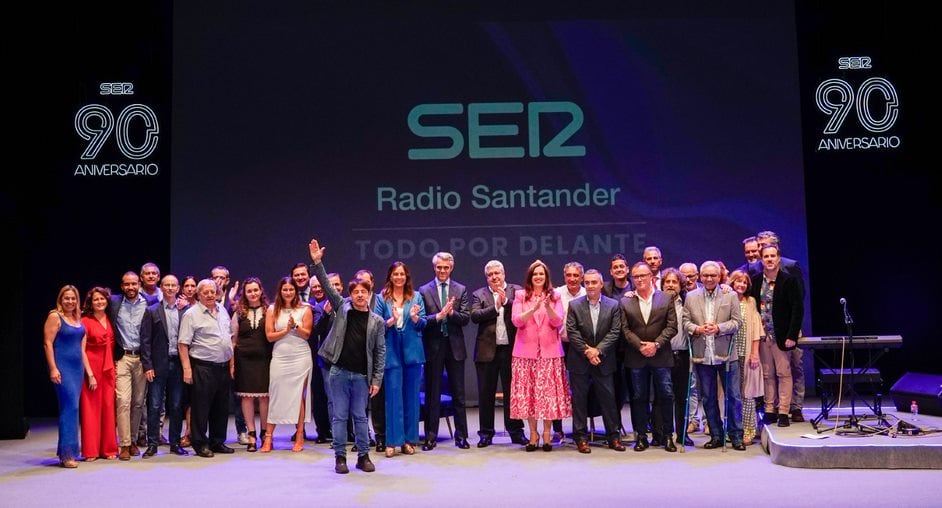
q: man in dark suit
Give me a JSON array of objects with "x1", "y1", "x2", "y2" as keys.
[
  {"x1": 469, "y1": 260, "x2": 526, "y2": 447},
  {"x1": 140, "y1": 274, "x2": 189, "y2": 457},
  {"x1": 566, "y1": 269, "x2": 624, "y2": 453},
  {"x1": 621, "y1": 262, "x2": 678, "y2": 452},
  {"x1": 419, "y1": 251, "x2": 471, "y2": 450}
]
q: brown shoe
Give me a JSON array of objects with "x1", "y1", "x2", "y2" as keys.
[
  {"x1": 608, "y1": 439, "x2": 626, "y2": 452},
  {"x1": 576, "y1": 440, "x2": 591, "y2": 454},
  {"x1": 128, "y1": 444, "x2": 140, "y2": 456},
  {"x1": 791, "y1": 409, "x2": 805, "y2": 422},
  {"x1": 118, "y1": 446, "x2": 131, "y2": 461}
]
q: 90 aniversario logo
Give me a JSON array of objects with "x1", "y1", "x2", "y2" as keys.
[{"x1": 815, "y1": 57, "x2": 900, "y2": 151}]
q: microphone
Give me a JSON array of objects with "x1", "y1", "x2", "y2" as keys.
[{"x1": 840, "y1": 297, "x2": 853, "y2": 325}]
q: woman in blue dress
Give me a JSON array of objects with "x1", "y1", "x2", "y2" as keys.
[
  {"x1": 374, "y1": 262, "x2": 426, "y2": 458},
  {"x1": 43, "y1": 285, "x2": 88, "y2": 468}
]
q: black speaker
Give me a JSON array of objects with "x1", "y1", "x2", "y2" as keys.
[{"x1": 890, "y1": 372, "x2": 942, "y2": 416}]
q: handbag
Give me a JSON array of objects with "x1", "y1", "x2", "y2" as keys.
[{"x1": 744, "y1": 359, "x2": 764, "y2": 398}]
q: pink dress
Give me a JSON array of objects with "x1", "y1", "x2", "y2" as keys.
[{"x1": 509, "y1": 292, "x2": 572, "y2": 420}]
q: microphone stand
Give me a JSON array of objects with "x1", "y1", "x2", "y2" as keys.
[{"x1": 841, "y1": 299, "x2": 860, "y2": 432}]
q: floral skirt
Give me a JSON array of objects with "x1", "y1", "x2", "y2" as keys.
[{"x1": 510, "y1": 356, "x2": 572, "y2": 420}]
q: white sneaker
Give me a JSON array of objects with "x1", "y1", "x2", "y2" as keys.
[{"x1": 237, "y1": 432, "x2": 250, "y2": 445}]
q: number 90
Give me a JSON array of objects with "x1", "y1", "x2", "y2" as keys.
[{"x1": 74, "y1": 104, "x2": 159, "y2": 160}]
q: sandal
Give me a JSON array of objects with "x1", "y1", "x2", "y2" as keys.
[
  {"x1": 292, "y1": 439, "x2": 304, "y2": 453},
  {"x1": 385, "y1": 446, "x2": 396, "y2": 458},
  {"x1": 84, "y1": 457, "x2": 98, "y2": 462},
  {"x1": 402, "y1": 443, "x2": 415, "y2": 455},
  {"x1": 247, "y1": 431, "x2": 257, "y2": 452},
  {"x1": 259, "y1": 435, "x2": 273, "y2": 453},
  {"x1": 180, "y1": 435, "x2": 191, "y2": 448},
  {"x1": 60, "y1": 459, "x2": 78, "y2": 468}
]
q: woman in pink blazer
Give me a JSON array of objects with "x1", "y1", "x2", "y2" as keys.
[{"x1": 510, "y1": 259, "x2": 572, "y2": 451}]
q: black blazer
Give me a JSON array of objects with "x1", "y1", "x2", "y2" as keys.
[
  {"x1": 140, "y1": 301, "x2": 187, "y2": 376},
  {"x1": 469, "y1": 284, "x2": 520, "y2": 363},
  {"x1": 750, "y1": 269, "x2": 804, "y2": 351},
  {"x1": 565, "y1": 295, "x2": 621, "y2": 375},
  {"x1": 619, "y1": 290, "x2": 677, "y2": 369},
  {"x1": 420, "y1": 279, "x2": 470, "y2": 361}
]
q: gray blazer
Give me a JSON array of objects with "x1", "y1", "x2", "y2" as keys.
[
  {"x1": 682, "y1": 287, "x2": 741, "y2": 362},
  {"x1": 565, "y1": 295, "x2": 621, "y2": 375},
  {"x1": 312, "y1": 262, "x2": 386, "y2": 388}
]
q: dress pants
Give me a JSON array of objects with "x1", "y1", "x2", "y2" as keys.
[
  {"x1": 570, "y1": 367, "x2": 619, "y2": 443},
  {"x1": 759, "y1": 339, "x2": 792, "y2": 415},
  {"x1": 424, "y1": 346, "x2": 468, "y2": 440},
  {"x1": 311, "y1": 361, "x2": 332, "y2": 438},
  {"x1": 115, "y1": 354, "x2": 146, "y2": 447},
  {"x1": 189, "y1": 358, "x2": 231, "y2": 450},
  {"x1": 476, "y1": 344, "x2": 525, "y2": 440},
  {"x1": 652, "y1": 350, "x2": 692, "y2": 439},
  {"x1": 385, "y1": 364, "x2": 422, "y2": 446},
  {"x1": 147, "y1": 356, "x2": 185, "y2": 446},
  {"x1": 789, "y1": 347, "x2": 805, "y2": 411}
]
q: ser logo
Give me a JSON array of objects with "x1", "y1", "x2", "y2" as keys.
[
  {"x1": 837, "y1": 56, "x2": 872, "y2": 70},
  {"x1": 407, "y1": 101, "x2": 585, "y2": 160},
  {"x1": 814, "y1": 57, "x2": 900, "y2": 151}
]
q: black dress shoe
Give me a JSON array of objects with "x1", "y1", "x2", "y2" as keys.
[
  {"x1": 703, "y1": 439, "x2": 723, "y2": 449},
  {"x1": 422, "y1": 439, "x2": 437, "y2": 451},
  {"x1": 650, "y1": 435, "x2": 663, "y2": 447},
  {"x1": 170, "y1": 444, "x2": 190, "y2": 456},
  {"x1": 455, "y1": 438, "x2": 471, "y2": 449},
  {"x1": 375, "y1": 438, "x2": 386, "y2": 453},
  {"x1": 142, "y1": 445, "x2": 158, "y2": 458},
  {"x1": 777, "y1": 414, "x2": 791, "y2": 427},
  {"x1": 683, "y1": 436, "x2": 695, "y2": 447},
  {"x1": 791, "y1": 409, "x2": 805, "y2": 423},
  {"x1": 195, "y1": 447, "x2": 215, "y2": 458},
  {"x1": 664, "y1": 438, "x2": 677, "y2": 453},
  {"x1": 477, "y1": 436, "x2": 493, "y2": 448},
  {"x1": 370, "y1": 437, "x2": 377, "y2": 447},
  {"x1": 763, "y1": 411, "x2": 778, "y2": 424},
  {"x1": 633, "y1": 436, "x2": 649, "y2": 452},
  {"x1": 732, "y1": 441, "x2": 746, "y2": 451},
  {"x1": 510, "y1": 434, "x2": 529, "y2": 446},
  {"x1": 210, "y1": 444, "x2": 235, "y2": 454}
]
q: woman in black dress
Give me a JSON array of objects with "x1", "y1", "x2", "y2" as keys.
[{"x1": 231, "y1": 277, "x2": 272, "y2": 451}]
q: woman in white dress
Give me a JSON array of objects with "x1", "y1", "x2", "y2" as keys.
[{"x1": 260, "y1": 277, "x2": 313, "y2": 453}]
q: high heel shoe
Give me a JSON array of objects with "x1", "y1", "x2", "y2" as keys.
[
  {"x1": 525, "y1": 434, "x2": 539, "y2": 452},
  {"x1": 292, "y1": 437, "x2": 304, "y2": 452},
  {"x1": 541, "y1": 431, "x2": 552, "y2": 452},
  {"x1": 246, "y1": 431, "x2": 257, "y2": 452},
  {"x1": 259, "y1": 434, "x2": 273, "y2": 453}
]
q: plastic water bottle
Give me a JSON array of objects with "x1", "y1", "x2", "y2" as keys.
[{"x1": 910, "y1": 400, "x2": 919, "y2": 421}]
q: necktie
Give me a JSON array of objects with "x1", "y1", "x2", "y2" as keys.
[{"x1": 440, "y1": 282, "x2": 449, "y2": 337}]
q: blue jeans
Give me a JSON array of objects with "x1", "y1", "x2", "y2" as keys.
[
  {"x1": 147, "y1": 357, "x2": 185, "y2": 446},
  {"x1": 629, "y1": 366, "x2": 674, "y2": 438},
  {"x1": 328, "y1": 366, "x2": 370, "y2": 458},
  {"x1": 696, "y1": 361, "x2": 743, "y2": 442}
]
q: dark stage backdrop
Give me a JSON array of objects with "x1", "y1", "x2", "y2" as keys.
[
  {"x1": 170, "y1": 3, "x2": 809, "y2": 314},
  {"x1": 11, "y1": 1, "x2": 936, "y2": 425}
]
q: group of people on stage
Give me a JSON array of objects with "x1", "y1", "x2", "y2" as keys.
[{"x1": 44, "y1": 230, "x2": 804, "y2": 473}]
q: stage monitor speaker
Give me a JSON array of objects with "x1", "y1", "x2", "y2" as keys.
[{"x1": 890, "y1": 372, "x2": 942, "y2": 416}]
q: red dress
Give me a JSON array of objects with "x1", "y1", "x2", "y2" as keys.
[{"x1": 80, "y1": 316, "x2": 118, "y2": 458}]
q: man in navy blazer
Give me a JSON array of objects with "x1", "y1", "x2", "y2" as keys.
[
  {"x1": 419, "y1": 252, "x2": 471, "y2": 450},
  {"x1": 620, "y1": 262, "x2": 678, "y2": 452},
  {"x1": 470, "y1": 260, "x2": 526, "y2": 447},
  {"x1": 566, "y1": 269, "x2": 624, "y2": 453},
  {"x1": 140, "y1": 274, "x2": 189, "y2": 457}
]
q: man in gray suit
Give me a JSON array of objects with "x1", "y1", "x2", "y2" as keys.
[
  {"x1": 683, "y1": 261, "x2": 744, "y2": 450},
  {"x1": 621, "y1": 262, "x2": 678, "y2": 452},
  {"x1": 567, "y1": 269, "x2": 624, "y2": 453}
]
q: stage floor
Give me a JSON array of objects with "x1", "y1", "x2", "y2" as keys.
[{"x1": 2, "y1": 406, "x2": 938, "y2": 507}]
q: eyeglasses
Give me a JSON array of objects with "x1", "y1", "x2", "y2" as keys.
[
  {"x1": 631, "y1": 273, "x2": 652, "y2": 280},
  {"x1": 701, "y1": 273, "x2": 720, "y2": 279},
  {"x1": 684, "y1": 274, "x2": 699, "y2": 280}
]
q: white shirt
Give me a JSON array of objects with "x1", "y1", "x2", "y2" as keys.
[
  {"x1": 492, "y1": 284, "x2": 510, "y2": 346},
  {"x1": 555, "y1": 285, "x2": 586, "y2": 340}
]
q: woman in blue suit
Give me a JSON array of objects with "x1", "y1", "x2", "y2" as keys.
[{"x1": 374, "y1": 261, "x2": 427, "y2": 458}]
